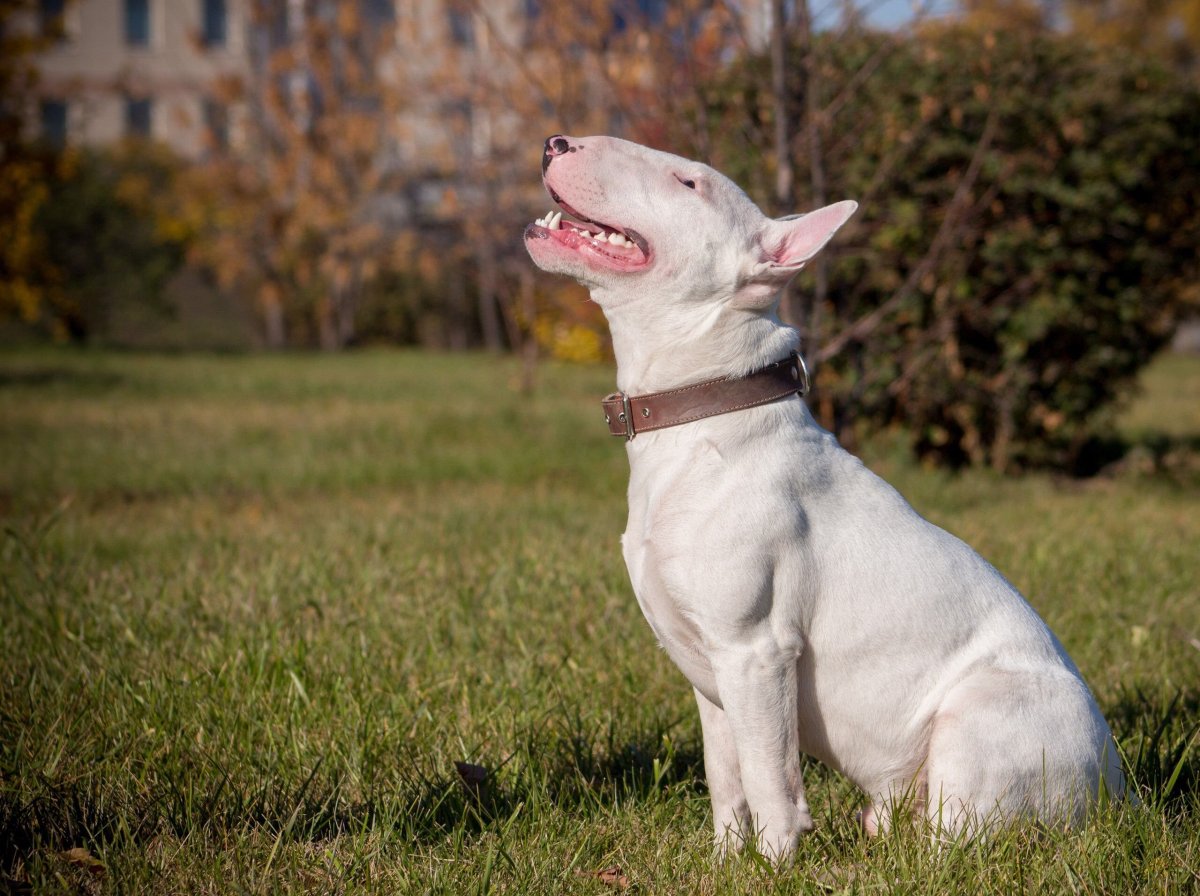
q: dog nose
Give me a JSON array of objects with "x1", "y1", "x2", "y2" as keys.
[{"x1": 543, "y1": 135, "x2": 571, "y2": 174}]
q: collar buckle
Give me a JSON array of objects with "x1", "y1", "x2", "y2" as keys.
[
  {"x1": 793, "y1": 351, "x2": 811, "y2": 397},
  {"x1": 621, "y1": 392, "x2": 635, "y2": 441}
]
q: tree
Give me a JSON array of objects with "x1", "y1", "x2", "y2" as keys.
[
  {"x1": 180, "y1": 1, "x2": 755, "y2": 357},
  {"x1": 706, "y1": 25, "x2": 1200, "y2": 470},
  {"x1": 180, "y1": 0, "x2": 407, "y2": 350},
  {"x1": 384, "y1": 0, "x2": 748, "y2": 369},
  {"x1": 0, "y1": 0, "x2": 70, "y2": 330},
  {"x1": 33, "y1": 143, "x2": 187, "y2": 341},
  {"x1": 960, "y1": 0, "x2": 1200, "y2": 75},
  {"x1": 1064, "y1": 0, "x2": 1200, "y2": 74},
  {"x1": 0, "y1": 1, "x2": 186, "y2": 343}
]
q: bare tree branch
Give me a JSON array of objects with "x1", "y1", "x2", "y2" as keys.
[{"x1": 816, "y1": 106, "x2": 999, "y2": 363}]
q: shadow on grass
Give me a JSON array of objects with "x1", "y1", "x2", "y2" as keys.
[
  {"x1": 0, "y1": 366, "x2": 124, "y2": 392},
  {"x1": 1106, "y1": 685, "x2": 1200, "y2": 811},
  {"x1": 0, "y1": 718, "x2": 705, "y2": 869},
  {"x1": 4, "y1": 692, "x2": 1193, "y2": 870},
  {"x1": 1072, "y1": 432, "x2": 1200, "y2": 479},
  {"x1": 405, "y1": 716, "x2": 708, "y2": 838}
]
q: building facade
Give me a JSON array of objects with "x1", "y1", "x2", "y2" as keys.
[
  {"x1": 27, "y1": 1, "x2": 772, "y2": 160},
  {"x1": 30, "y1": 0, "x2": 250, "y2": 157}
]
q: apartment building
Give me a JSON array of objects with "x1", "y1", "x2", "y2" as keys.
[
  {"x1": 28, "y1": 1, "x2": 772, "y2": 161},
  {"x1": 28, "y1": 0, "x2": 547, "y2": 162},
  {"x1": 30, "y1": 0, "x2": 250, "y2": 158}
]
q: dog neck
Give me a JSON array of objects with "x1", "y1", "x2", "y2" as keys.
[{"x1": 600, "y1": 294, "x2": 800, "y2": 396}]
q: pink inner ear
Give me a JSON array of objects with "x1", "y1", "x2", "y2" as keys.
[{"x1": 768, "y1": 201, "x2": 857, "y2": 267}]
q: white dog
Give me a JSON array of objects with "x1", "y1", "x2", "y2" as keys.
[{"x1": 524, "y1": 135, "x2": 1127, "y2": 860}]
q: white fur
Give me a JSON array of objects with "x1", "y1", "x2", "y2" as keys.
[{"x1": 524, "y1": 135, "x2": 1127, "y2": 861}]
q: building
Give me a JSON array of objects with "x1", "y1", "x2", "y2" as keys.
[
  {"x1": 29, "y1": 0, "x2": 249, "y2": 157},
  {"x1": 26, "y1": 0, "x2": 558, "y2": 163},
  {"x1": 27, "y1": 1, "x2": 772, "y2": 160}
]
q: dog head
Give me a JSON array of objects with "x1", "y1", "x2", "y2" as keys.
[{"x1": 524, "y1": 135, "x2": 856, "y2": 314}]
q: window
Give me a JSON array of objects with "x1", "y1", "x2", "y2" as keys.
[
  {"x1": 126, "y1": 97, "x2": 153, "y2": 137},
  {"x1": 125, "y1": 0, "x2": 150, "y2": 47},
  {"x1": 38, "y1": 0, "x2": 66, "y2": 37},
  {"x1": 612, "y1": 0, "x2": 666, "y2": 34},
  {"x1": 40, "y1": 100, "x2": 68, "y2": 146},
  {"x1": 522, "y1": 0, "x2": 542, "y2": 43},
  {"x1": 447, "y1": 7, "x2": 473, "y2": 46},
  {"x1": 363, "y1": 0, "x2": 394, "y2": 23},
  {"x1": 202, "y1": 0, "x2": 226, "y2": 47}
]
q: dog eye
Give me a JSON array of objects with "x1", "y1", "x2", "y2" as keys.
[{"x1": 675, "y1": 175, "x2": 697, "y2": 190}]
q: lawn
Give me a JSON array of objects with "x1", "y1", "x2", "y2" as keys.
[{"x1": 1, "y1": 347, "x2": 1197, "y2": 894}]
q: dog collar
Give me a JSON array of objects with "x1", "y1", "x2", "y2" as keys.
[{"x1": 601, "y1": 352, "x2": 811, "y2": 441}]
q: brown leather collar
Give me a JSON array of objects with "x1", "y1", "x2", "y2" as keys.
[{"x1": 601, "y1": 352, "x2": 810, "y2": 440}]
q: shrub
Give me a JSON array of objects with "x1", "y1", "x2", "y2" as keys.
[
  {"x1": 28, "y1": 143, "x2": 187, "y2": 343},
  {"x1": 705, "y1": 26, "x2": 1200, "y2": 470}
]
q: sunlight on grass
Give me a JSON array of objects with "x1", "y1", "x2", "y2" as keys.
[{"x1": 1, "y1": 348, "x2": 1196, "y2": 893}]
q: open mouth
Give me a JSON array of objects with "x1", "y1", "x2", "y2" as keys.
[{"x1": 528, "y1": 199, "x2": 650, "y2": 268}]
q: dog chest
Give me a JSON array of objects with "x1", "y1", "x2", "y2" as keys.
[{"x1": 619, "y1": 432, "x2": 814, "y2": 704}]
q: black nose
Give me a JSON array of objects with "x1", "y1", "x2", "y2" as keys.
[{"x1": 542, "y1": 135, "x2": 570, "y2": 174}]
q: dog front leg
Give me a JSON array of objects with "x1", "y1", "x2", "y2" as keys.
[
  {"x1": 694, "y1": 687, "x2": 751, "y2": 856},
  {"x1": 711, "y1": 644, "x2": 812, "y2": 862}
]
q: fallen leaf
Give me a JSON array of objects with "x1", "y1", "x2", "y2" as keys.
[
  {"x1": 454, "y1": 761, "x2": 489, "y2": 799},
  {"x1": 60, "y1": 847, "x2": 105, "y2": 876},
  {"x1": 575, "y1": 865, "x2": 630, "y2": 889}
]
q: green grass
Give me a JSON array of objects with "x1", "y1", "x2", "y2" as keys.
[{"x1": 1, "y1": 347, "x2": 1197, "y2": 894}]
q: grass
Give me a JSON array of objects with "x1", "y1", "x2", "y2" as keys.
[{"x1": 0, "y1": 347, "x2": 1197, "y2": 894}]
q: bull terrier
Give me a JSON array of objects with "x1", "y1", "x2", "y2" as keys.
[{"x1": 523, "y1": 134, "x2": 1128, "y2": 861}]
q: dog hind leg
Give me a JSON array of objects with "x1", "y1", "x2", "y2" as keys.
[
  {"x1": 922, "y1": 668, "x2": 1116, "y2": 837},
  {"x1": 859, "y1": 771, "x2": 928, "y2": 836}
]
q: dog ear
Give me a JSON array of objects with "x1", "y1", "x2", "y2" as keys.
[
  {"x1": 733, "y1": 201, "x2": 856, "y2": 309},
  {"x1": 746, "y1": 200, "x2": 858, "y2": 291},
  {"x1": 763, "y1": 200, "x2": 857, "y2": 270}
]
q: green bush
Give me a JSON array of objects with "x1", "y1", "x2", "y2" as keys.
[
  {"x1": 706, "y1": 26, "x2": 1200, "y2": 471},
  {"x1": 31, "y1": 143, "x2": 186, "y2": 343}
]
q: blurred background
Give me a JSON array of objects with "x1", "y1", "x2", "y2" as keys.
[{"x1": 2, "y1": 0, "x2": 1198, "y2": 471}]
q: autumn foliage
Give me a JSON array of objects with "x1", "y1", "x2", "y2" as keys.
[{"x1": 3, "y1": 1, "x2": 1199, "y2": 471}]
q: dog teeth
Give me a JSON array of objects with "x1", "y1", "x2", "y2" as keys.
[
  {"x1": 582, "y1": 230, "x2": 632, "y2": 249},
  {"x1": 534, "y1": 212, "x2": 632, "y2": 249}
]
